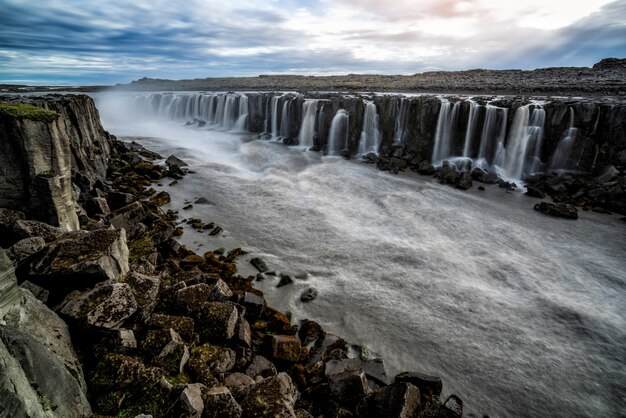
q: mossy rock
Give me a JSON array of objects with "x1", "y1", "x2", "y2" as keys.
[
  {"x1": 149, "y1": 191, "x2": 171, "y2": 206},
  {"x1": 0, "y1": 102, "x2": 58, "y2": 122}
]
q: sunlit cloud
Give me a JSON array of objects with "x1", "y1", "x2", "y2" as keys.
[{"x1": 0, "y1": 0, "x2": 623, "y2": 85}]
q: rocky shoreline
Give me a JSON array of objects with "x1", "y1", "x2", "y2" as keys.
[{"x1": 0, "y1": 96, "x2": 467, "y2": 417}]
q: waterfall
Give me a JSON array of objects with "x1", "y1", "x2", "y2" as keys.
[
  {"x1": 280, "y1": 97, "x2": 292, "y2": 138},
  {"x1": 462, "y1": 101, "x2": 480, "y2": 157},
  {"x1": 328, "y1": 109, "x2": 350, "y2": 156},
  {"x1": 358, "y1": 101, "x2": 381, "y2": 155},
  {"x1": 500, "y1": 105, "x2": 531, "y2": 178},
  {"x1": 550, "y1": 108, "x2": 578, "y2": 170},
  {"x1": 270, "y1": 96, "x2": 281, "y2": 138},
  {"x1": 524, "y1": 107, "x2": 546, "y2": 175},
  {"x1": 477, "y1": 106, "x2": 508, "y2": 166},
  {"x1": 431, "y1": 100, "x2": 461, "y2": 163},
  {"x1": 298, "y1": 99, "x2": 319, "y2": 148},
  {"x1": 233, "y1": 95, "x2": 249, "y2": 131},
  {"x1": 221, "y1": 94, "x2": 239, "y2": 130},
  {"x1": 393, "y1": 98, "x2": 410, "y2": 144}
]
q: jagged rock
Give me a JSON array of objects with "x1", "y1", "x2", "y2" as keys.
[
  {"x1": 250, "y1": 257, "x2": 269, "y2": 273},
  {"x1": 245, "y1": 355, "x2": 277, "y2": 379},
  {"x1": 326, "y1": 358, "x2": 388, "y2": 386},
  {"x1": 107, "y1": 191, "x2": 136, "y2": 211},
  {"x1": 58, "y1": 281, "x2": 138, "y2": 329},
  {"x1": 19, "y1": 280, "x2": 49, "y2": 303},
  {"x1": 440, "y1": 394, "x2": 463, "y2": 418},
  {"x1": 202, "y1": 386, "x2": 243, "y2": 418},
  {"x1": 300, "y1": 287, "x2": 318, "y2": 302},
  {"x1": 169, "y1": 383, "x2": 205, "y2": 418},
  {"x1": 455, "y1": 172, "x2": 472, "y2": 190},
  {"x1": 241, "y1": 372, "x2": 297, "y2": 418},
  {"x1": 108, "y1": 201, "x2": 147, "y2": 240},
  {"x1": 26, "y1": 228, "x2": 129, "y2": 295},
  {"x1": 181, "y1": 254, "x2": 205, "y2": 270},
  {"x1": 394, "y1": 371, "x2": 443, "y2": 396},
  {"x1": 177, "y1": 283, "x2": 213, "y2": 313},
  {"x1": 6, "y1": 236, "x2": 45, "y2": 267},
  {"x1": 209, "y1": 279, "x2": 234, "y2": 301},
  {"x1": 277, "y1": 274, "x2": 294, "y2": 287},
  {"x1": 418, "y1": 160, "x2": 435, "y2": 175},
  {"x1": 0, "y1": 325, "x2": 92, "y2": 418},
  {"x1": 329, "y1": 369, "x2": 371, "y2": 407},
  {"x1": 268, "y1": 335, "x2": 304, "y2": 363},
  {"x1": 149, "y1": 191, "x2": 171, "y2": 206},
  {"x1": 148, "y1": 314, "x2": 195, "y2": 341},
  {"x1": 356, "y1": 382, "x2": 421, "y2": 418},
  {"x1": 525, "y1": 186, "x2": 546, "y2": 198},
  {"x1": 0, "y1": 249, "x2": 23, "y2": 320},
  {"x1": 597, "y1": 165, "x2": 619, "y2": 183},
  {"x1": 224, "y1": 372, "x2": 255, "y2": 401},
  {"x1": 123, "y1": 271, "x2": 159, "y2": 321},
  {"x1": 0, "y1": 208, "x2": 62, "y2": 247},
  {"x1": 534, "y1": 201, "x2": 579, "y2": 219},
  {"x1": 166, "y1": 155, "x2": 189, "y2": 171},
  {"x1": 142, "y1": 328, "x2": 183, "y2": 358},
  {"x1": 154, "y1": 330, "x2": 190, "y2": 375},
  {"x1": 84, "y1": 196, "x2": 111, "y2": 217},
  {"x1": 197, "y1": 301, "x2": 239, "y2": 341},
  {"x1": 188, "y1": 343, "x2": 237, "y2": 381},
  {"x1": 235, "y1": 315, "x2": 252, "y2": 348},
  {"x1": 242, "y1": 291, "x2": 266, "y2": 319}
]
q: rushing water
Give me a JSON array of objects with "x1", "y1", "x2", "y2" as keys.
[{"x1": 95, "y1": 93, "x2": 626, "y2": 418}]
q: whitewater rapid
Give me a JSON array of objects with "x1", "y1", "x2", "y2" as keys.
[{"x1": 95, "y1": 93, "x2": 626, "y2": 418}]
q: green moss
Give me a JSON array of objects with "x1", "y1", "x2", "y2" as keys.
[
  {"x1": 164, "y1": 373, "x2": 190, "y2": 385},
  {"x1": 128, "y1": 235, "x2": 154, "y2": 264},
  {"x1": 0, "y1": 102, "x2": 58, "y2": 122},
  {"x1": 39, "y1": 394, "x2": 57, "y2": 412}
]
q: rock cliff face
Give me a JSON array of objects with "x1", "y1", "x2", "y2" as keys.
[{"x1": 0, "y1": 95, "x2": 111, "y2": 230}]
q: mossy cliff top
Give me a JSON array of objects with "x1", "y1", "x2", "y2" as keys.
[{"x1": 0, "y1": 101, "x2": 58, "y2": 122}]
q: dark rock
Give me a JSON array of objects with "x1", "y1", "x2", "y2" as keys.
[
  {"x1": 194, "y1": 197, "x2": 211, "y2": 205},
  {"x1": 326, "y1": 358, "x2": 389, "y2": 387},
  {"x1": 107, "y1": 201, "x2": 147, "y2": 240},
  {"x1": 107, "y1": 191, "x2": 136, "y2": 211},
  {"x1": 168, "y1": 383, "x2": 205, "y2": 418},
  {"x1": 300, "y1": 287, "x2": 318, "y2": 302},
  {"x1": 478, "y1": 186, "x2": 485, "y2": 191},
  {"x1": 201, "y1": 386, "x2": 243, "y2": 418},
  {"x1": 596, "y1": 165, "x2": 619, "y2": 183},
  {"x1": 154, "y1": 329, "x2": 190, "y2": 375},
  {"x1": 166, "y1": 155, "x2": 188, "y2": 171},
  {"x1": 470, "y1": 167, "x2": 486, "y2": 180},
  {"x1": 455, "y1": 172, "x2": 472, "y2": 190},
  {"x1": 245, "y1": 355, "x2": 277, "y2": 379},
  {"x1": 525, "y1": 186, "x2": 546, "y2": 198},
  {"x1": 243, "y1": 291, "x2": 266, "y2": 319},
  {"x1": 440, "y1": 394, "x2": 463, "y2": 418},
  {"x1": 187, "y1": 343, "x2": 236, "y2": 381},
  {"x1": 196, "y1": 301, "x2": 239, "y2": 341},
  {"x1": 329, "y1": 369, "x2": 371, "y2": 407},
  {"x1": 534, "y1": 201, "x2": 579, "y2": 219},
  {"x1": 268, "y1": 335, "x2": 304, "y2": 363},
  {"x1": 224, "y1": 372, "x2": 255, "y2": 401},
  {"x1": 123, "y1": 272, "x2": 159, "y2": 321},
  {"x1": 19, "y1": 280, "x2": 49, "y2": 303},
  {"x1": 148, "y1": 314, "x2": 195, "y2": 341},
  {"x1": 250, "y1": 257, "x2": 269, "y2": 273},
  {"x1": 241, "y1": 372, "x2": 297, "y2": 418},
  {"x1": 58, "y1": 281, "x2": 138, "y2": 329},
  {"x1": 356, "y1": 382, "x2": 420, "y2": 418},
  {"x1": 209, "y1": 226, "x2": 223, "y2": 236},
  {"x1": 149, "y1": 191, "x2": 171, "y2": 206},
  {"x1": 277, "y1": 274, "x2": 294, "y2": 287},
  {"x1": 417, "y1": 160, "x2": 435, "y2": 175},
  {"x1": 395, "y1": 371, "x2": 443, "y2": 396},
  {"x1": 84, "y1": 196, "x2": 111, "y2": 218},
  {"x1": 6, "y1": 236, "x2": 46, "y2": 267},
  {"x1": 177, "y1": 283, "x2": 213, "y2": 313}
]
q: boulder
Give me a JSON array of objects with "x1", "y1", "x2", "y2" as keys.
[
  {"x1": 440, "y1": 394, "x2": 463, "y2": 418},
  {"x1": 19, "y1": 280, "x2": 49, "y2": 303},
  {"x1": 394, "y1": 371, "x2": 443, "y2": 396},
  {"x1": 202, "y1": 386, "x2": 243, "y2": 418},
  {"x1": 166, "y1": 155, "x2": 189, "y2": 171},
  {"x1": 58, "y1": 282, "x2": 138, "y2": 329},
  {"x1": 241, "y1": 372, "x2": 297, "y2": 418},
  {"x1": 196, "y1": 301, "x2": 239, "y2": 341},
  {"x1": 250, "y1": 257, "x2": 269, "y2": 273},
  {"x1": 326, "y1": 358, "x2": 388, "y2": 386},
  {"x1": 417, "y1": 161, "x2": 435, "y2": 175},
  {"x1": 224, "y1": 372, "x2": 255, "y2": 401},
  {"x1": 6, "y1": 236, "x2": 45, "y2": 266},
  {"x1": 107, "y1": 201, "x2": 147, "y2": 240},
  {"x1": 84, "y1": 196, "x2": 111, "y2": 217},
  {"x1": 268, "y1": 335, "x2": 304, "y2": 363},
  {"x1": 245, "y1": 355, "x2": 277, "y2": 379},
  {"x1": 107, "y1": 191, "x2": 136, "y2": 211},
  {"x1": 277, "y1": 274, "x2": 294, "y2": 287},
  {"x1": 149, "y1": 191, "x2": 171, "y2": 206},
  {"x1": 328, "y1": 369, "x2": 371, "y2": 407},
  {"x1": 242, "y1": 292, "x2": 266, "y2": 319},
  {"x1": 26, "y1": 228, "x2": 129, "y2": 295},
  {"x1": 209, "y1": 279, "x2": 234, "y2": 301},
  {"x1": 0, "y1": 249, "x2": 24, "y2": 318},
  {"x1": 169, "y1": 383, "x2": 205, "y2": 418},
  {"x1": 596, "y1": 165, "x2": 619, "y2": 183},
  {"x1": 300, "y1": 287, "x2": 318, "y2": 302},
  {"x1": 525, "y1": 186, "x2": 546, "y2": 198},
  {"x1": 534, "y1": 202, "x2": 578, "y2": 219},
  {"x1": 123, "y1": 272, "x2": 159, "y2": 321},
  {"x1": 148, "y1": 314, "x2": 195, "y2": 341},
  {"x1": 187, "y1": 343, "x2": 237, "y2": 378},
  {"x1": 356, "y1": 382, "x2": 421, "y2": 418},
  {"x1": 154, "y1": 331, "x2": 190, "y2": 375},
  {"x1": 455, "y1": 172, "x2": 472, "y2": 190},
  {"x1": 177, "y1": 283, "x2": 213, "y2": 313}
]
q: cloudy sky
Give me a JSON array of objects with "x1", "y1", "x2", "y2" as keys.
[{"x1": 0, "y1": 0, "x2": 624, "y2": 85}]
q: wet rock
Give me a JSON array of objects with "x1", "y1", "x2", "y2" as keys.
[
  {"x1": 417, "y1": 160, "x2": 435, "y2": 175},
  {"x1": 455, "y1": 172, "x2": 472, "y2": 190},
  {"x1": 326, "y1": 358, "x2": 389, "y2": 387},
  {"x1": 107, "y1": 201, "x2": 147, "y2": 240},
  {"x1": 470, "y1": 167, "x2": 486, "y2": 180},
  {"x1": 197, "y1": 301, "x2": 239, "y2": 341},
  {"x1": 58, "y1": 282, "x2": 138, "y2": 329},
  {"x1": 268, "y1": 335, "x2": 304, "y2": 363},
  {"x1": 440, "y1": 394, "x2": 463, "y2": 418},
  {"x1": 26, "y1": 228, "x2": 129, "y2": 294},
  {"x1": 149, "y1": 191, "x2": 171, "y2": 206},
  {"x1": 300, "y1": 287, "x2": 318, "y2": 302},
  {"x1": 245, "y1": 355, "x2": 277, "y2": 379},
  {"x1": 277, "y1": 274, "x2": 294, "y2": 287},
  {"x1": 534, "y1": 201, "x2": 578, "y2": 219},
  {"x1": 181, "y1": 254, "x2": 205, "y2": 270},
  {"x1": 202, "y1": 386, "x2": 243, "y2": 418},
  {"x1": 209, "y1": 225, "x2": 223, "y2": 235},
  {"x1": 107, "y1": 191, "x2": 136, "y2": 211},
  {"x1": 329, "y1": 369, "x2": 371, "y2": 407},
  {"x1": 6, "y1": 236, "x2": 45, "y2": 267},
  {"x1": 596, "y1": 165, "x2": 619, "y2": 183},
  {"x1": 241, "y1": 372, "x2": 297, "y2": 418},
  {"x1": 477, "y1": 186, "x2": 485, "y2": 191},
  {"x1": 166, "y1": 155, "x2": 189, "y2": 171},
  {"x1": 298, "y1": 319, "x2": 325, "y2": 347},
  {"x1": 356, "y1": 382, "x2": 421, "y2": 418},
  {"x1": 250, "y1": 257, "x2": 269, "y2": 273},
  {"x1": 394, "y1": 371, "x2": 443, "y2": 396},
  {"x1": 194, "y1": 197, "x2": 211, "y2": 205},
  {"x1": 525, "y1": 186, "x2": 546, "y2": 198},
  {"x1": 243, "y1": 291, "x2": 266, "y2": 319}
]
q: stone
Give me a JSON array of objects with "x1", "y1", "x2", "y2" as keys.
[
  {"x1": 107, "y1": 191, "x2": 136, "y2": 211},
  {"x1": 6, "y1": 236, "x2": 45, "y2": 267},
  {"x1": 477, "y1": 186, "x2": 485, "y2": 191},
  {"x1": 108, "y1": 201, "x2": 147, "y2": 240},
  {"x1": 525, "y1": 186, "x2": 546, "y2": 198},
  {"x1": 26, "y1": 228, "x2": 129, "y2": 295},
  {"x1": 241, "y1": 372, "x2": 297, "y2": 418},
  {"x1": 300, "y1": 287, "x2": 318, "y2": 302},
  {"x1": 149, "y1": 191, "x2": 171, "y2": 206},
  {"x1": 171, "y1": 383, "x2": 205, "y2": 418},
  {"x1": 148, "y1": 314, "x2": 195, "y2": 341},
  {"x1": 534, "y1": 201, "x2": 578, "y2": 219},
  {"x1": 0, "y1": 249, "x2": 23, "y2": 320},
  {"x1": 155, "y1": 333, "x2": 190, "y2": 375},
  {"x1": 142, "y1": 328, "x2": 183, "y2": 358},
  {"x1": 440, "y1": 394, "x2": 463, "y2": 418},
  {"x1": 202, "y1": 386, "x2": 243, "y2": 418},
  {"x1": 188, "y1": 343, "x2": 237, "y2": 379},
  {"x1": 197, "y1": 301, "x2": 239, "y2": 341},
  {"x1": 356, "y1": 382, "x2": 421, "y2": 418},
  {"x1": 58, "y1": 282, "x2": 138, "y2": 329},
  {"x1": 0, "y1": 325, "x2": 92, "y2": 418},
  {"x1": 328, "y1": 369, "x2": 371, "y2": 407},
  {"x1": 181, "y1": 254, "x2": 205, "y2": 270},
  {"x1": 235, "y1": 316, "x2": 252, "y2": 348},
  {"x1": 268, "y1": 335, "x2": 304, "y2": 363},
  {"x1": 245, "y1": 355, "x2": 277, "y2": 379},
  {"x1": 242, "y1": 291, "x2": 266, "y2": 319},
  {"x1": 84, "y1": 196, "x2": 111, "y2": 217},
  {"x1": 470, "y1": 167, "x2": 486, "y2": 180},
  {"x1": 596, "y1": 165, "x2": 619, "y2": 183},
  {"x1": 224, "y1": 372, "x2": 255, "y2": 400},
  {"x1": 395, "y1": 371, "x2": 443, "y2": 396},
  {"x1": 209, "y1": 279, "x2": 234, "y2": 301},
  {"x1": 19, "y1": 280, "x2": 49, "y2": 303},
  {"x1": 250, "y1": 257, "x2": 269, "y2": 273},
  {"x1": 166, "y1": 155, "x2": 189, "y2": 171},
  {"x1": 277, "y1": 274, "x2": 294, "y2": 287},
  {"x1": 177, "y1": 283, "x2": 213, "y2": 313},
  {"x1": 326, "y1": 358, "x2": 388, "y2": 386},
  {"x1": 11, "y1": 218, "x2": 63, "y2": 244},
  {"x1": 455, "y1": 172, "x2": 472, "y2": 190},
  {"x1": 123, "y1": 271, "x2": 160, "y2": 320},
  {"x1": 195, "y1": 197, "x2": 211, "y2": 205}
]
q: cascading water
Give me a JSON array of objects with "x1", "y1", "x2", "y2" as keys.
[
  {"x1": 432, "y1": 100, "x2": 461, "y2": 163},
  {"x1": 298, "y1": 99, "x2": 319, "y2": 148},
  {"x1": 270, "y1": 95, "x2": 281, "y2": 139},
  {"x1": 393, "y1": 98, "x2": 410, "y2": 144},
  {"x1": 233, "y1": 95, "x2": 249, "y2": 131},
  {"x1": 550, "y1": 108, "x2": 578, "y2": 170},
  {"x1": 280, "y1": 97, "x2": 293, "y2": 138},
  {"x1": 477, "y1": 106, "x2": 508, "y2": 168},
  {"x1": 328, "y1": 109, "x2": 350, "y2": 156},
  {"x1": 358, "y1": 101, "x2": 381, "y2": 155},
  {"x1": 462, "y1": 101, "x2": 480, "y2": 157}
]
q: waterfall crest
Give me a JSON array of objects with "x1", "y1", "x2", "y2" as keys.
[
  {"x1": 358, "y1": 101, "x2": 380, "y2": 155},
  {"x1": 328, "y1": 109, "x2": 350, "y2": 156},
  {"x1": 550, "y1": 108, "x2": 578, "y2": 170}
]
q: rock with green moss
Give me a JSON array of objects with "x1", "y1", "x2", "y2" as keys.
[
  {"x1": 108, "y1": 201, "x2": 148, "y2": 240},
  {"x1": 154, "y1": 331, "x2": 190, "y2": 375},
  {"x1": 149, "y1": 191, "x2": 171, "y2": 206},
  {"x1": 0, "y1": 102, "x2": 58, "y2": 122},
  {"x1": 123, "y1": 271, "x2": 160, "y2": 321},
  {"x1": 176, "y1": 283, "x2": 212, "y2": 313},
  {"x1": 148, "y1": 314, "x2": 195, "y2": 341},
  {"x1": 202, "y1": 386, "x2": 243, "y2": 418},
  {"x1": 196, "y1": 301, "x2": 239, "y2": 342},
  {"x1": 187, "y1": 343, "x2": 237, "y2": 380},
  {"x1": 240, "y1": 372, "x2": 297, "y2": 418},
  {"x1": 267, "y1": 335, "x2": 305, "y2": 363}
]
